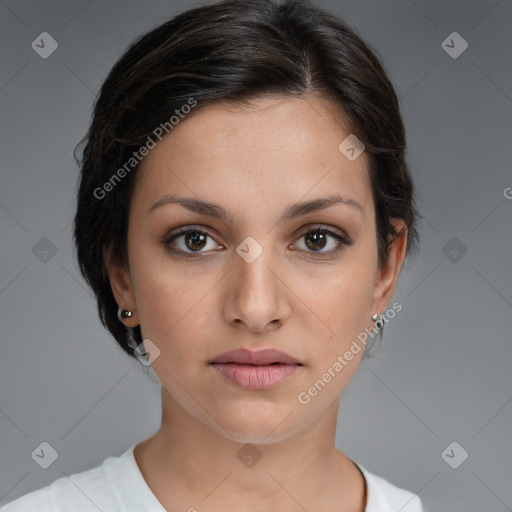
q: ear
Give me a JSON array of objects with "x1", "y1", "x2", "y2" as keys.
[
  {"x1": 104, "y1": 246, "x2": 139, "y2": 327},
  {"x1": 371, "y1": 219, "x2": 408, "y2": 317}
]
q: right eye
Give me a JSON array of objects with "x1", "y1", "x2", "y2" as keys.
[{"x1": 162, "y1": 226, "x2": 224, "y2": 256}]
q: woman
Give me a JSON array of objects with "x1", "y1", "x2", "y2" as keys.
[{"x1": 3, "y1": 0, "x2": 423, "y2": 510}]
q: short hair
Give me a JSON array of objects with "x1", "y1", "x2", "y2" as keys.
[{"x1": 73, "y1": 0, "x2": 421, "y2": 359}]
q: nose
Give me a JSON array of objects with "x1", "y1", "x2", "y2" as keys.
[{"x1": 223, "y1": 240, "x2": 291, "y2": 334}]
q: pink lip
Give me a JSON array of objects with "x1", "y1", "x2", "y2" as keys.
[
  {"x1": 210, "y1": 363, "x2": 301, "y2": 390},
  {"x1": 209, "y1": 348, "x2": 301, "y2": 365},
  {"x1": 209, "y1": 348, "x2": 303, "y2": 390}
]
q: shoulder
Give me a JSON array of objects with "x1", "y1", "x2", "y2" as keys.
[
  {"x1": 1, "y1": 449, "x2": 131, "y2": 512},
  {"x1": 357, "y1": 464, "x2": 424, "y2": 512}
]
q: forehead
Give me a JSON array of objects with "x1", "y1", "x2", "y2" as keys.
[{"x1": 132, "y1": 96, "x2": 372, "y2": 219}]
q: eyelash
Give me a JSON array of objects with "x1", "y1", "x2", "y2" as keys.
[{"x1": 162, "y1": 225, "x2": 354, "y2": 259}]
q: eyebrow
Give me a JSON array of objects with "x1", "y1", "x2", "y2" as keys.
[{"x1": 147, "y1": 193, "x2": 364, "y2": 223}]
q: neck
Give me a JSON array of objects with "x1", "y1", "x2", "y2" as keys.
[{"x1": 134, "y1": 387, "x2": 366, "y2": 512}]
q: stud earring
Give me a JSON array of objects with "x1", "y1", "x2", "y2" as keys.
[
  {"x1": 371, "y1": 313, "x2": 384, "y2": 329},
  {"x1": 118, "y1": 308, "x2": 133, "y2": 322}
]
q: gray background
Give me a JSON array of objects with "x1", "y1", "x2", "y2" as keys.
[{"x1": 1, "y1": 1, "x2": 511, "y2": 511}]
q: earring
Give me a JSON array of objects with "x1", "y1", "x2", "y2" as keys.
[
  {"x1": 118, "y1": 308, "x2": 133, "y2": 322},
  {"x1": 365, "y1": 313, "x2": 384, "y2": 357},
  {"x1": 371, "y1": 313, "x2": 384, "y2": 329}
]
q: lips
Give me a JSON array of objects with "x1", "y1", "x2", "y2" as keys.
[
  {"x1": 209, "y1": 348, "x2": 303, "y2": 390},
  {"x1": 209, "y1": 348, "x2": 302, "y2": 366}
]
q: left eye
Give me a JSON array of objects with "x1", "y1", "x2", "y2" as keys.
[
  {"x1": 163, "y1": 226, "x2": 352, "y2": 256},
  {"x1": 293, "y1": 228, "x2": 350, "y2": 253}
]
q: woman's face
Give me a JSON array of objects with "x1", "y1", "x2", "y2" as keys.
[{"x1": 107, "y1": 96, "x2": 406, "y2": 443}]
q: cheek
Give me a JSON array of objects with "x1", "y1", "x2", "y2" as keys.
[
  {"x1": 296, "y1": 267, "x2": 373, "y2": 405},
  {"x1": 310, "y1": 253, "x2": 376, "y2": 347},
  {"x1": 129, "y1": 249, "x2": 217, "y2": 365}
]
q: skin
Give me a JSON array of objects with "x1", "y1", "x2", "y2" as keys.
[{"x1": 106, "y1": 95, "x2": 408, "y2": 512}]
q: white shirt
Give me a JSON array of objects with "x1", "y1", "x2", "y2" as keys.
[{"x1": 2, "y1": 444, "x2": 423, "y2": 511}]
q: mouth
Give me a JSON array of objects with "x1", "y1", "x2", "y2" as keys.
[
  {"x1": 209, "y1": 347, "x2": 303, "y2": 366},
  {"x1": 209, "y1": 348, "x2": 303, "y2": 390}
]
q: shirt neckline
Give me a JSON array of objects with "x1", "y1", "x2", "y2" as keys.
[{"x1": 120, "y1": 443, "x2": 168, "y2": 510}]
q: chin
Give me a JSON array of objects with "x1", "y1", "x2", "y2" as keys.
[{"x1": 210, "y1": 402, "x2": 300, "y2": 445}]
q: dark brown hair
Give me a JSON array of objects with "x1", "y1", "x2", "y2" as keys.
[{"x1": 73, "y1": 0, "x2": 421, "y2": 359}]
